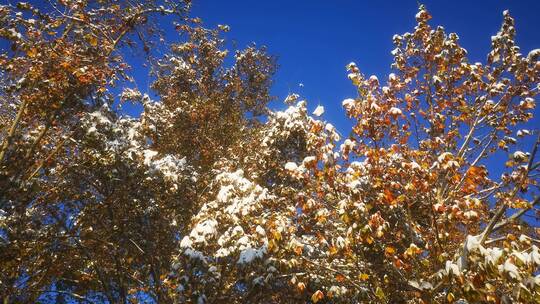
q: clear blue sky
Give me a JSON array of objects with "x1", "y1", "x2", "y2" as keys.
[{"x1": 187, "y1": 0, "x2": 540, "y2": 134}]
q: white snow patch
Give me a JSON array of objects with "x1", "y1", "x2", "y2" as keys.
[
  {"x1": 237, "y1": 246, "x2": 267, "y2": 264},
  {"x1": 388, "y1": 107, "x2": 402, "y2": 116},
  {"x1": 284, "y1": 162, "x2": 298, "y2": 171},
  {"x1": 312, "y1": 105, "x2": 325, "y2": 117}
]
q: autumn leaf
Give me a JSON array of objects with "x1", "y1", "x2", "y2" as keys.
[
  {"x1": 85, "y1": 34, "x2": 98, "y2": 47},
  {"x1": 359, "y1": 273, "x2": 369, "y2": 281},
  {"x1": 293, "y1": 245, "x2": 303, "y2": 255},
  {"x1": 365, "y1": 236, "x2": 374, "y2": 245},
  {"x1": 375, "y1": 287, "x2": 385, "y2": 300},
  {"x1": 385, "y1": 246, "x2": 396, "y2": 255},
  {"x1": 311, "y1": 290, "x2": 324, "y2": 303},
  {"x1": 27, "y1": 47, "x2": 38, "y2": 58}
]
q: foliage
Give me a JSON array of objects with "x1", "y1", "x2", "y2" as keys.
[{"x1": 1, "y1": 2, "x2": 539, "y2": 304}]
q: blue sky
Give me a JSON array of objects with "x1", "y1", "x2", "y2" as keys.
[
  {"x1": 187, "y1": 0, "x2": 540, "y2": 134},
  {"x1": 186, "y1": 1, "x2": 540, "y2": 224}
]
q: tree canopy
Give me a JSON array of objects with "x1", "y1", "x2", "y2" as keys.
[{"x1": 1, "y1": 2, "x2": 539, "y2": 303}]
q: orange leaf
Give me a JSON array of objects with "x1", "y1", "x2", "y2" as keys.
[
  {"x1": 294, "y1": 245, "x2": 303, "y2": 255},
  {"x1": 365, "y1": 236, "x2": 374, "y2": 245},
  {"x1": 297, "y1": 282, "x2": 306, "y2": 292},
  {"x1": 311, "y1": 290, "x2": 324, "y2": 303},
  {"x1": 385, "y1": 246, "x2": 396, "y2": 255},
  {"x1": 383, "y1": 188, "x2": 394, "y2": 203}
]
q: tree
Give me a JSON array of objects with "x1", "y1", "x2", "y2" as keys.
[
  {"x1": 1, "y1": 2, "x2": 539, "y2": 304},
  {"x1": 174, "y1": 5, "x2": 539, "y2": 304},
  {"x1": 0, "y1": 1, "x2": 274, "y2": 303}
]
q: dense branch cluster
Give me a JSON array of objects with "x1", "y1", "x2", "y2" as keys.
[{"x1": 1, "y1": 2, "x2": 539, "y2": 303}]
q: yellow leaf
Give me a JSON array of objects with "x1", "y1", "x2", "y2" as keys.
[
  {"x1": 268, "y1": 239, "x2": 277, "y2": 252},
  {"x1": 405, "y1": 243, "x2": 421, "y2": 257},
  {"x1": 395, "y1": 194, "x2": 406, "y2": 204},
  {"x1": 273, "y1": 230, "x2": 282, "y2": 242},
  {"x1": 311, "y1": 290, "x2": 324, "y2": 303},
  {"x1": 86, "y1": 35, "x2": 98, "y2": 47},
  {"x1": 27, "y1": 47, "x2": 37, "y2": 58},
  {"x1": 385, "y1": 246, "x2": 396, "y2": 255},
  {"x1": 486, "y1": 294, "x2": 497, "y2": 302},
  {"x1": 365, "y1": 236, "x2": 374, "y2": 245},
  {"x1": 359, "y1": 273, "x2": 369, "y2": 281},
  {"x1": 51, "y1": 19, "x2": 63, "y2": 28},
  {"x1": 447, "y1": 292, "x2": 455, "y2": 302},
  {"x1": 375, "y1": 287, "x2": 385, "y2": 299},
  {"x1": 74, "y1": 13, "x2": 86, "y2": 21}
]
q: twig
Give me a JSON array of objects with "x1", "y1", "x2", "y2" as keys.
[{"x1": 0, "y1": 99, "x2": 29, "y2": 165}]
